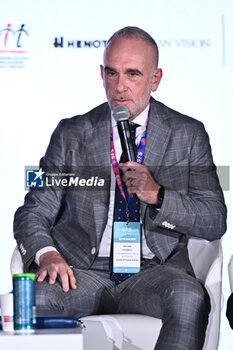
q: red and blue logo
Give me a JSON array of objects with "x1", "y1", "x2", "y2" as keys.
[{"x1": 0, "y1": 23, "x2": 28, "y2": 53}]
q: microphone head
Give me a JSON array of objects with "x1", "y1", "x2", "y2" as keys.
[{"x1": 112, "y1": 105, "x2": 130, "y2": 122}]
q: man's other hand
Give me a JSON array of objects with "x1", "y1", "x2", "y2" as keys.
[{"x1": 35, "y1": 251, "x2": 77, "y2": 292}]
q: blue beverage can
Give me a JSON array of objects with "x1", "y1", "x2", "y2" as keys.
[{"x1": 13, "y1": 273, "x2": 36, "y2": 333}]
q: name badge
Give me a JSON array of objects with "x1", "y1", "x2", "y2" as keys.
[{"x1": 113, "y1": 221, "x2": 141, "y2": 274}]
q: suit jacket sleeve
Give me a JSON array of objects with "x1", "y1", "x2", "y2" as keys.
[
  {"x1": 14, "y1": 119, "x2": 68, "y2": 268},
  {"x1": 146, "y1": 119, "x2": 227, "y2": 241}
]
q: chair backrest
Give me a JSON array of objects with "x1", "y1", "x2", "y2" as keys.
[{"x1": 187, "y1": 238, "x2": 221, "y2": 282}]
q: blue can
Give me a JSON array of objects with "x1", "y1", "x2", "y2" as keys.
[{"x1": 13, "y1": 273, "x2": 36, "y2": 332}]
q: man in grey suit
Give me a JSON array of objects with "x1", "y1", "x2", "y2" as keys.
[{"x1": 14, "y1": 26, "x2": 227, "y2": 349}]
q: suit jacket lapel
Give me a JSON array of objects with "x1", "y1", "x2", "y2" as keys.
[
  {"x1": 89, "y1": 105, "x2": 112, "y2": 243},
  {"x1": 86, "y1": 105, "x2": 111, "y2": 167},
  {"x1": 143, "y1": 98, "x2": 171, "y2": 169}
]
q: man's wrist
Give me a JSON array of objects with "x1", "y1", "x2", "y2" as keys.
[
  {"x1": 35, "y1": 246, "x2": 58, "y2": 266},
  {"x1": 155, "y1": 185, "x2": 165, "y2": 208}
]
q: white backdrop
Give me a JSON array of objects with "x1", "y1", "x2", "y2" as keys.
[{"x1": 0, "y1": 0, "x2": 232, "y2": 348}]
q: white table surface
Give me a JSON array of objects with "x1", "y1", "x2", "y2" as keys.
[{"x1": 0, "y1": 328, "x2": 83, "y2": 349}]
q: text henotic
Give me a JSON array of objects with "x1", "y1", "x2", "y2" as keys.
[{"x1": 46, "y1": 176, "x2": 105, "y2": 187}]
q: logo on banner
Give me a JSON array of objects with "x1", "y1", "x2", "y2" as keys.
[
  {"x1": 53, "y1": 36, "x2": 210, "y2": 51},
  {"x1": 26, "y1": 169, "x2": 45, "y2": 188},
  {"x1": 0, "y1": 23, "x2": 29, "y2": 68},
  {"x1": 53, "y1": 36, "x2": 107, "y2": 49},
  {"x1": 0, "y1": 23, "x2": 29, "y2": 52}
]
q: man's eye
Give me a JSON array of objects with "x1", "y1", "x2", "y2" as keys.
[
  {"x1": 106, "y1": 71, "x2": 116, "y2": 76},
  {"x1": 129, "y1": 72, "x2": 139, "y2": 77}
]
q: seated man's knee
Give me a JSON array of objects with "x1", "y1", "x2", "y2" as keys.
[{"x1": 164, "y1": 277, "x2": 210, "y2": 321}]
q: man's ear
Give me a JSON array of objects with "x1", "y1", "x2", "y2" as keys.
[
  {"x1": 151, "y1": 68, "x2": 163, "y2": 92},
  {"x1": 100, "y1": 65, "x2": 104, "y2": 79}
]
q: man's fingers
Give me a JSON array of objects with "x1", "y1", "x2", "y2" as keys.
[
  {"x1": 58, "y1": 271, "x2": 70, "y2": 292},
  {"x1": 36, "y1": 269, "x2": 48, "y2": 282},
  {"x1": 37, "y1": 269, "x2": 76, "y2": 293},
  {"x1": 119, "y1": 161, "x2": 139, "y2": 169},
  {"x1": 68, "y1": 268, "x2": 77, "y2": 290},
  {"x1": 47, "y1": 268, "x2": 58, "y2": 285},
  {"x1": 58, "y1": 268, "x2": 76, "y2": 292}
]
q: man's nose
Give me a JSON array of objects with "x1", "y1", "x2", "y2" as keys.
[{"x1": 115, "y1": 74, "x2": 127, "y2": 93}]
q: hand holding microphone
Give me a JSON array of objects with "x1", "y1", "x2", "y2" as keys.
[{"x1": 112, "y1": 105, "x2": 162, "y2": 205}]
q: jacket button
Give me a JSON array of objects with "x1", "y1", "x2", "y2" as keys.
[{"x1": 91, "y1": 247, "x2": 96, "y2": 255}]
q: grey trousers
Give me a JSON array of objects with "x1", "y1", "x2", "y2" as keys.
[{"x1": 35, "y1": 257, "x2": 210, "y2": 350}]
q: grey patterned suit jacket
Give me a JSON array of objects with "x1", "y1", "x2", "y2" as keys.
[{"x1": 14, "y1": 97, "x2": 227, "y2": 275}]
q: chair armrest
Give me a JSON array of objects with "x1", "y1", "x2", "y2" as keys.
[
  {"x1": 10, "y1": 246, "x2": 24, "y2": 275},
  {"x1": 205, "y1": 243, "x2": 223, "y2": 287},
  {"x1": 228, "y1": 255, "x2": 233, "y2": 293}
]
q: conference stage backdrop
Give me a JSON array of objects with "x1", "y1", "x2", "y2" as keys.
[{"x1": 0, "y1": 0, "x2": 232, "y2": 348}]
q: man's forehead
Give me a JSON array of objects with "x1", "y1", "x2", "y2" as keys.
[
  {"x1": 103, "y1": 37, "x2": 155, "y2": 66},
  {"x1": 105, "y1": 36, "x2": 150, "y2": 53}
]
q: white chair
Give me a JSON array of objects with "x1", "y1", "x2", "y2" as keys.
[
  {"x1": 228, "y1": 255, "x2": 233, "y2": 293},
  {"x1": 11, "y1": 238, "x2": 222, "y2": 350}
]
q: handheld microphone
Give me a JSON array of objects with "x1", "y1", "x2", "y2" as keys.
[{"x1": 112, "y1": 105, "x2": 136, "y2": 162}]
